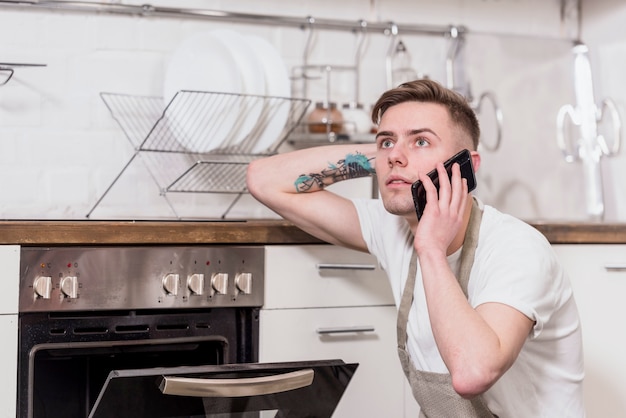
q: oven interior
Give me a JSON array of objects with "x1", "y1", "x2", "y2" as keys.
[{"x1": 20, "y1": 307, "x2": 258, "y2": 418}]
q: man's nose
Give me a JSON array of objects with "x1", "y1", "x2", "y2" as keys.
[{"x1": 387, "y1": 144, "x2": 408, "y2": 167}]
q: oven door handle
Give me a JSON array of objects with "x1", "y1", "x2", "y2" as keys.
[{"x1": 158, "y1": 368, "x2": 314, "y2": 397}]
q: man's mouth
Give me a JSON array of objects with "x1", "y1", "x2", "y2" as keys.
[{"x1": 385, "y1": 177, "x2": 412, "y2": 186}]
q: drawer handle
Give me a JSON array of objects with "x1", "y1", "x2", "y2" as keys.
[
  {"x1": 159, "y1": 369, "x2": 314, "y2": 397},
  {"x1": 316, "y1": 325, "x2": 375, "y2": 334},
  {"x1": 605, "y1": 264, "x2": 626, "y2": 272},
  {"x1": 316, "y1": 263, "x2": 376, "y2": 271}
]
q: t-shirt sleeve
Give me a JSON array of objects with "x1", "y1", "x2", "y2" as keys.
[
  {"x1": 469, "y1": 219, "x2": 571, "y2": 339},
  {"x1": 351, "y1": 198, "x2": 382, "y2": 255}
]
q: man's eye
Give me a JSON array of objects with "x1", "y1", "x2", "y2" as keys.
[
  {"x1": 380, "y1": 139, "x2": 394, "y2": 149},
  {"x1": 416, "y1": 138, "x2": 429, "y2": 147}
]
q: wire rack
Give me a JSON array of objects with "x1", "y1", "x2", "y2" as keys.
[{"x1": 87, "y1": 90, "x2": 311, "y2": 219}]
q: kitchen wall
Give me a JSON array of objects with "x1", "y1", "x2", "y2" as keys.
[{"x1": 0, "y1": 0, "x2": 623, "y2": 222}]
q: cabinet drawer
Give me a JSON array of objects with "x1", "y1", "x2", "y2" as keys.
[
  {"x1": 264, "y1": 245, "x2": 393, "y2": 309},
  {"x1": 259, "y1": 306, "x2": 404, "y2": 418},
  {"x1": 553, "y1": 244, "x2": 626, "y2": 418}
]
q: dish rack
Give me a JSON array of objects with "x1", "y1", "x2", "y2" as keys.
[{"x1": 87, "y1": 90, "x2": 310, "y2": 219}]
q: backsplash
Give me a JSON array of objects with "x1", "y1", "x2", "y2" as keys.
[{"x1": 0, "y1": 0, "x2": 624, "y2": 222}]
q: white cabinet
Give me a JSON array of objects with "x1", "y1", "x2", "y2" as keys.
[
  {"x1": 553, "y1": 244, "x2": 626, "y2": 418},
  {"x1": 263, "y1": 245, "x2": 394, "y2": 310},
  {"x1": 261, "y1": 245, "x2": 418, "y2": 417},
  {"x1": 0, "y1": 245, "x2": 19, "y2": 314},
  {"x1": 0, "y1": 245, "x2": 19, "y2": 418}
]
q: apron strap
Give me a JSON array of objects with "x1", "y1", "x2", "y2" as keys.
[{"x1": 457, "y1": 198, "x2": 483, "y2": 297}]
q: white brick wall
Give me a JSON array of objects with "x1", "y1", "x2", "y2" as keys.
[{"x1": 0, "y1": 0, "x2": 624, "y2": 221}]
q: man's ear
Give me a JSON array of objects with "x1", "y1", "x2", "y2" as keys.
[{"x1": 470, "y1": 151, "x2": 481, "y2": 172}]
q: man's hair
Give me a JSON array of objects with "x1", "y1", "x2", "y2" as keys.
[{"x1": 371, "y1": 79, "x2": 480, "y2": 150}]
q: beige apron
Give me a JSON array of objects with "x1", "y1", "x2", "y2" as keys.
[{"x1": 397, "y1": 200, "x2": 497, "y2": 418}]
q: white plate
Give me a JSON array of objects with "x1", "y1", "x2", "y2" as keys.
[
  {"x1": 163, "y1": 31, "x2": 242, "y2": 153},
  {"x1": 245, "y1": 35, "x2": 291, "y2": 153},
  {"x1": 210, "y1": 29, "x2": 266, "y2": 147}
]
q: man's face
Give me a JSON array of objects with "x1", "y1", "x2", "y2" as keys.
[{"x1": 374, "y1": 101, "x2": 462, "y2": 219}]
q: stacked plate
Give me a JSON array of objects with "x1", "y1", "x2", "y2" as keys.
[{"x1": 163, "y1": 29, "x2": 291, "y2": 154}]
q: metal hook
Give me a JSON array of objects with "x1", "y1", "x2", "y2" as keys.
[
  {"x1": 474, "y1": 92, "x2": 504, "y2": 152},
  {"x1": 353, "y1": 19, "x2": 368, "y2": 104},
  {"x1": 444, "y1": 28, "x2": 502, "y2": 152},
  {"x1": 445, "y1": 25, "x2": 462, "y2": 92},
  {"x1": 385, "y1": 22, "x2": 399, "y2": 89},
  {"x1": 0, "y1": 67, "x2": 14, "y2": 86},
  {"x1": 294, "y1": 16, "x2": 318, "y2": 99},
  {"x1": 354, "y1": 20, "x2": 368, "y2": 61},
  {"x1": 302, "y1": 16, "x2": 316, "y2": 68}
]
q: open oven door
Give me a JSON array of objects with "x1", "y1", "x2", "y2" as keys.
[{"x1": 88, "y1": 359, "x2": 358, "y2": 418}]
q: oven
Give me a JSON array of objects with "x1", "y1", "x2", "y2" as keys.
[{"x1": 17, "y1": 246, "x2": 357, "y2": 418}]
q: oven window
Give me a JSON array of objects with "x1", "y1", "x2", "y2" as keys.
[
  {"x1": 31, "y1": 338, "x2": 226, "y2": 418},
  {"x1": 19, "y1": 307, "x2": 258, "y2": 418}
]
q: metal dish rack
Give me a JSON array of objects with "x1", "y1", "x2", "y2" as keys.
[{"x1": 87, "y1": 90, "x2": 310, "y2": 219}]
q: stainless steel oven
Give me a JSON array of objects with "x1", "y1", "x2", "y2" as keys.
[{"x1": 17, "y1": 246, "x2": 357, "y2": 418}]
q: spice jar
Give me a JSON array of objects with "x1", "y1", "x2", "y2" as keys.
[
  {"x1": 307, "y1": 102, "x2": 343, "y2": 134},
  {"x1": 341, "y1": 102, "x2": 372, "y2": 135}
]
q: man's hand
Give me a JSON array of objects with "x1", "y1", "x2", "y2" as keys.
[{"x1": 413, "y1": 161, "x2": 469, "y2": 257}]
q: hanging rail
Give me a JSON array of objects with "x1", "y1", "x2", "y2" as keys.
[{"x1": 0, "y1": 0, "x2": 466, "y2": 37}]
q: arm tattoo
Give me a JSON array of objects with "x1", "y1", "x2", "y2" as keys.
[{"x1": 294, "y1": 152, "x2": 375, "y2": 193}]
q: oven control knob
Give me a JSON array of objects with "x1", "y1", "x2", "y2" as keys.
[
  {"x1": 187, "y1": 273, "x2": 204, "y2": 295},
  {"x1": 60, "y1": 276, "x2": 78, "y2": 299},
  {"x1": 235, "y1": 273, "x2": 252, "y2": 295},
  {"x1": 33, "y1": 276, "x2": 52, "y2": 299},
  {"x1": 211, "y1": 272, "x2": 228, "y2": 295},
  {"x1": 162, "y1": 273, "x2": 180, "y2": 296}
]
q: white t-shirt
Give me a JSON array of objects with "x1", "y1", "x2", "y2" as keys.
[{"x1": 352, "y1": 197, "x2": 585, "y2": 418}]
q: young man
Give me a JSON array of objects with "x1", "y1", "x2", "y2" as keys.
[{"x1": 246, "y1": 79, "x2": 584, "y2": 417}]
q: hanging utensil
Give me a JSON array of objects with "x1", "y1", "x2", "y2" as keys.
[
  {"x1": 445, "y1": 27, "x2": 503, "y2": 152},
  {"x1": 385, "y1": 23, "x2": 419, "y2": 89},
  {"x1": 556, "y1": 41, "x2": 621, "y2": 221},
  {"x1": 390, "y1": 39, "x2": 418, "y2": 87}
]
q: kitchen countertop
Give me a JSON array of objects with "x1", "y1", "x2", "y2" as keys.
[{"x1": 0, "y1": 219, "x2": 624, "y2": 245}]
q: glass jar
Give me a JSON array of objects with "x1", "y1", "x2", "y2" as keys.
[
  {"x1": 307, "y1": 102, "x2": 343, "y2": 134},
  {"x1": 391, "y1": 40, "x2": 418, "y2": 86},
  {"x1": 341, "y1": 102, "x2": 372, "y2": 134}
]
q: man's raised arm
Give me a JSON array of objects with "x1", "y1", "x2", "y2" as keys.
[{"x1": 246, "y1": 143, "x2": 377, "y2": 251}]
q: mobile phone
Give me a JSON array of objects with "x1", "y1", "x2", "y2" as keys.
[{"x1": 411, "y1": 149, "x2": 477, "y2": 220}]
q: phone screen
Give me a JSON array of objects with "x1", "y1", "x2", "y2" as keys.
[{"x1": 411, "y1": 149, "x2": 477, "y2": 220}]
